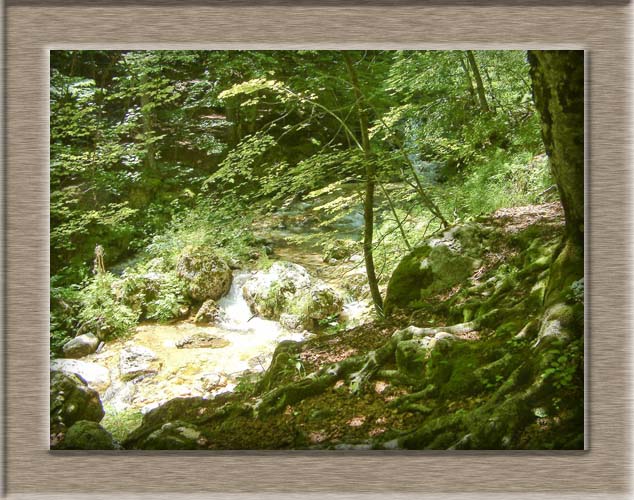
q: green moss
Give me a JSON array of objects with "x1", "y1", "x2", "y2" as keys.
[
  {"x1": 101, "y1": 406, "x2": 144, "y2": 443},
  {"x1": 384, "y1": 246, "x2": 433, "y2": 313},
  {"x1": 63, "y1": 420, "x2": 116, "y2": 450}
]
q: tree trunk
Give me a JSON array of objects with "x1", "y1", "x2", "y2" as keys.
[
  {"x1": 528, "y1": 50, "x2": 584, "y2": 304},
  {"x1": 343, "y1": 52, "x2": 384, "y2": 316},
  {"x1": 466, "y1": 51, "x2": 490, "y2": 113},
  {"x1": 459, "y1": 54, "x2": 478, "y2": 108},
  {"x1": 140, "y1": 71, "x2": 157, "y2": 176}
]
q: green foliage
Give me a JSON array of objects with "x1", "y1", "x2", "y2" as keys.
[
  {"x1": 146, "y1": 197, "x2": 256, "y2": 266},
  {"x1": 76, "y1": 273, "x2": 139, "y2": 340},
  {"x1": 567, "y1": 278, "x2": 584, "y2": 303},
  {"x1": 50, "y1": 283, "x2": 82, "y2": 356},
  {"x1": 51, "y1": 49, "x2": 558, "y2": 356},
  {"x1": 437, "y1": 151, "x2": 552, "y2": 218},
  {"x1": 541, "y1": 338, "x2": 583, "y2": 392},
  {"x1": 101, "y1": 405, "x2": 144, "y2": 443}
]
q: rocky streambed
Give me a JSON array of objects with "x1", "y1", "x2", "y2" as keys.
[{"x1": 52, "y1": 271, "x2": 308, "y2": 419}]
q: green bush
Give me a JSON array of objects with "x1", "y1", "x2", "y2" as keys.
[
  {"x1": 76, "y1": 272, "x2": 139, "y2": 340},
  {"x1": 146, "y1": 198, "x2": 256, "y2": 267},
  {"x1": 50, "y1": 283, "x2": 82, "y2": 356}
]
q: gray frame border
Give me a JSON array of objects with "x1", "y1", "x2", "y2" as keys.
[{"x1": 3, "y1": 3, "x2": 632, "y2": 499}]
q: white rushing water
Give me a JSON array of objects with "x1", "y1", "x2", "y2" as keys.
[{"x1": 76, "y1": 270, "x2": 307, "y2": 415}]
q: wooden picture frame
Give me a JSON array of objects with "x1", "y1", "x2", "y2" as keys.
[{"x1": 3, "y1": 1, "x2": 630, "y2": 498}]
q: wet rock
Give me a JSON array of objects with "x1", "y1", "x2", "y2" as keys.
[
  {"x1": 102, "y1": 378, "x2": 137, "y2": 412},
  {"x1": 178, "y1": 305, "x2": 191, "y2": 319},
  {"x1": 62, "y1": 333, "x2": 100, "y2": 359},
  {"x1": 63, "y1": 420, "x2": 116, "y2": 450},
  {"x1": 119, "y1": 345, "x2": 161, "y2": 381},
  {"x1": 50, "y1": 358, "x2": 111, "y2": 394},
  {"x1": 198, "y1": 372, "x2": 228, "y2": 392},
  {"x1": 176, "y1": 245, "x2": 232, "y2": 302},
  {"x1": 194, "y1": 299, "x2": 222, "y2": 325},
  {"x1": 176, "y1": 332, "x2": 230, "y2": 349},
  {"x1": 248, "y1": 354, "x2": 272, "y2": 372}
]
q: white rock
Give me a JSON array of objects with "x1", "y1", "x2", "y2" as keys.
[{"x1": 50, "y1": 358, "x2": 111, "y2": 394}]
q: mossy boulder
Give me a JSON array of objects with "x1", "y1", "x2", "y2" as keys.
[
  {"x1": 176, "y1": 246, "x2": 232, "y2": 302},
  {"x1": 135, "y1": 421, "x2": 206, "y2": 450},
  {"x1": 123, "y1": 396, "x2": 223, "y2": 449},
  {"x1": 112, "y1": 269, "x2": 187, "y2": 321},
  {"x1": 291, "y1": 283, "x2": 344, "y2": 330},
  {"x1": 50, "y1": 371, "x2": 105, "y2": 428},
  {"x1": 242, "y1": 261, "x2": 343, "y2": 330},
  {"x1": 63, "y1": 420, "x2": 116, "y2": 450},
  {"x1": 384, "y1": 222, "x2": 490, "y2": 313},
  {"x1": 50, "y1": 371, "x2": 105, "y2": 448}
]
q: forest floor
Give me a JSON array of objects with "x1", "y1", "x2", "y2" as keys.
[{"x1": 120, "y1": 200, "x2": 583, "y2": 450}]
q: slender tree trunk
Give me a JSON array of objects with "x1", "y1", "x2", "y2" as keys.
[
  {"x1": 379, "y1": 182, "x2": 412, "y2": 251},
  {"x1": 343, "y1": 52, "x2": 384, "y2": 316},
  {"x1": 528, "y1": 50, "x2": 584, "y2": 305},
  {"x1": 140, "y1": 72, "x2": 157, "y2": 176},
  {"x1": 459, "y1": 54, "x2": 478, "y2": 107},
  {"x1": 466, "y1": 51, "x2": 490, "y2": 113}
]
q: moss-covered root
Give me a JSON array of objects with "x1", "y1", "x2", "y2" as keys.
[{"x1": 255, "y1": 328, "x2": 414, "y2": 416}]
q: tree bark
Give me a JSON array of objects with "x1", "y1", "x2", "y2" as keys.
[
  {"x1": 459, "y1": 54, "x2": 478, "y2": 108},
  {"x1": 528, "y1": 50, "x2": 584, "y2": 304},
  {"x1": 466, "y1": 51, "x2": 490, "y2": 113},
  {"x1": 140, "y1": 71, "x2": 157, "y2": 176},
  {"x1": 343, "y1": 52, "x2": 384, "y2": 316}
]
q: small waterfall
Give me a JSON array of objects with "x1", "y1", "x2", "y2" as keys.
[
  {"x1": 217, "y1": 271, "x2": 295, "y2": 339},
  {"x1": 216, "y1": 271, "x2": 261, "y2": 331}
]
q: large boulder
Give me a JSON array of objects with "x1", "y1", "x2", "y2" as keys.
[
  {"x1": 50, "y1": 358, "x2": 111, "y2": 394},
  {"x1": 63, "y1": 420, "x2": 116, "y2": 450},
  {"x1": 242, "y1": 262, "x2": 312, "y2": 318},
  {"x1": 123, "y1": 397, "x2": 219, "y2": 449},
  {"x1": 119, "y1": 345, "x2": 162, "y2": 381},
  {"x1": 384, "y1": 223, "x2": 489, "y2": 313},
  {"x1": 50, "y1": 371, "x2": 105, "y2": 448},
  {"x1": 132, "y1": 421, "x2": 206, "y2": 450},
  {"x1": 242, "y1": 262, "x2": 343, "y2": 330},
  {"x1": 62, "y1": 333, "x2": 100, "y2": 359},
  {"x1": 176, "y1": 246, "x2": 232, "y2": 302}
]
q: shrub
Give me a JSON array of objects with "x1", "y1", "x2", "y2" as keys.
[{"x1": 76, "y1": 272, "x2": 139, "y2": 340}]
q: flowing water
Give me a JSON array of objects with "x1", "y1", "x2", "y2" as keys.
[
  {"x1": 61, "y1": 187, "x2": 375, "y2": 418},
  {"x1": 80, "y1": 271, "x2": 306, "y2": 415}
]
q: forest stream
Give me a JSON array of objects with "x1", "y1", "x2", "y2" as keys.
[
  {"x1": 50, "y1": 49, "x2": 584, "y2": 451},
  {"x1": 53, "y1": 190, "x2": 373, "y2": 422}
]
